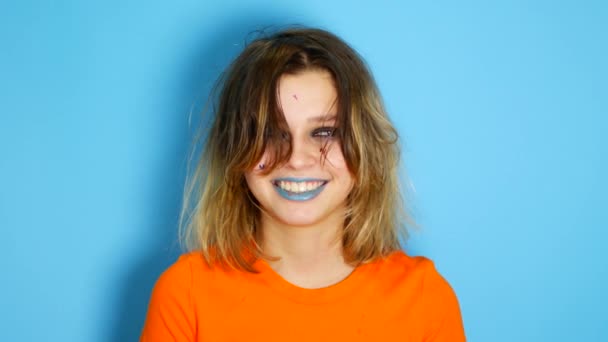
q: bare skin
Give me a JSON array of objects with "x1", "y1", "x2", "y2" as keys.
[
  {"x1": 246, "y1": 70, "x2": 355, "y2": 289},
  {"x1": 259, "y1": 205, "x2": 354, "y2": 289}
]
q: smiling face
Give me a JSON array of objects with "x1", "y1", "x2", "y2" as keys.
[{"x1": 244, "y1": 69, "x2": 355, "y2": 228}]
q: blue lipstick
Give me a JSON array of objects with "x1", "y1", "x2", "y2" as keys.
[{"x1": 272, "y1": 178, "x2": 328, "y2": 201}]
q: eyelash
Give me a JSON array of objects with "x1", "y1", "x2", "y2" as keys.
[{"x1": 312, "y1": 127, "x2": 337, "y2": 138}]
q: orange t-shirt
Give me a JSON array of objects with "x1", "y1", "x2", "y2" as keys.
[{"x1": 140, "y1": 251, "x2": 465, "y2": 341}]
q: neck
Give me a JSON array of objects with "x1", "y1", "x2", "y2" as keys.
[{"x1": 258, "y1": 212, "x2": 354, "y2": 288}]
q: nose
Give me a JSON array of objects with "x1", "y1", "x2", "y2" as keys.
[{"x1": 286, "y1": 136, "x2": 317, "y2": 170}]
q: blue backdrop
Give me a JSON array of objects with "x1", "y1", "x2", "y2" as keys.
[{"x1": 1, "y1": 1, "x2": 606, "y2": 341}]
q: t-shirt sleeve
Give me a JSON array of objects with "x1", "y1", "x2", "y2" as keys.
[
  {"x1": 140, "y1": 255, "x2": 197, "y2": 342},
  {"x1": 421, "y1": 259, "x2": 466, "y2": 342}
]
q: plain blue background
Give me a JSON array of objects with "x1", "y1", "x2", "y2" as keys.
[{"x1": 1, "y1": 0, "x2": 606, "y2": 341}]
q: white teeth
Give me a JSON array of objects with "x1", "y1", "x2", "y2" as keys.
[{"x1": 277, "y1": 180, "x2": 324, "y2": 193}]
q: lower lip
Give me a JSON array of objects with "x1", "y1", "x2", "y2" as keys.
[{"x1": 273, "y1": 182, "x2": 327, "y2": 201}]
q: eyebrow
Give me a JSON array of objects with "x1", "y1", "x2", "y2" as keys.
[{"x1": 308, "y1": 115, "x2": 337, "y2": 123}]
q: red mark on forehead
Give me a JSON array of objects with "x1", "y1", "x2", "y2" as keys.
[{"x1": 292, "y1": 94, "x2": 298, "y2": 100}]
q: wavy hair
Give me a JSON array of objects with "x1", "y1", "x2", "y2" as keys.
[{"x1": 180, "y1": 27, "x2": 411, "y2": 271}]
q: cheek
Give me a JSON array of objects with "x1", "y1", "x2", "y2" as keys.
[
  {"x1": 324, "y1": 144, "x2": 349, "y2": 171},
  {"x1": 255, "y1": 150, "x2": 272, "y2": 170},
  {"x1": 245, "y1": 156, "x2": 272, "y2": 198},
  {"x1": 244, "y1": 160, "x2": 266, "y2": 190},
  {"x1": 244, "y1": 172, "x2": 266, "y2": 205}
]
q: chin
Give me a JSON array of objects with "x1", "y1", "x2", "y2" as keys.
[
  {"x1": 276, "y1": 215, "x2": 321, "y2": 228},
  {"x1": 271, "y1": 210, "x2": 328, "y2": 228}
]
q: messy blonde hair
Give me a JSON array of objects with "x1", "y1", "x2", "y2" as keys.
[{"x1": 180, "y1": 27, "x2": 410, "y2": 271}]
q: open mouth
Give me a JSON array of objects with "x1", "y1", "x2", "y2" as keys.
[
  {"x1": 272, "y1": 179, "x2": 329, "y2": 194},
  {"x1": 271, "y1": 179, "x2": 328, "y2": 201}
]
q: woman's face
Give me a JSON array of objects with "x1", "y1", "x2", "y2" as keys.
[{"x1": 245, "y1": 69, "x2": 355, "y2": 228}]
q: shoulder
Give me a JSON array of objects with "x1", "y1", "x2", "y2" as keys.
[
  {"x1": 371, "y1": 250, "x2": 441, "y2": 284},
  {"x1": 377, "y1": 251, "x2": 465, "y2": 340},
  {"x1": 153, "y1": 252, "x2": 207, "y2": 291},
  {"x1": 376, "y1": 250, "x2": 459, "y2": 300},
  {"x1": 152, "y1": 251, "x2": 242, "y2": 295},
  {"x1": 146, "y1": 252, "x2": 208, "y2": 312},
  {"x1": 151, "y1": 251, "x2": 250, "y2": 305},
  {"x1": 142, "y1": 252, "x2": 236, "y2": 340},
  {"x1": 141, "y1": 252, "x2": 208, "y2": 340}
]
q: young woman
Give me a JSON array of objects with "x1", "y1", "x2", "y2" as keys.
[{"x1": 141, "y1": 27, "x2": 465, "y2": 341}]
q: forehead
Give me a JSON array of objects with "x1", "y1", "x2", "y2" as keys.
[{"x1": 277, "y1": 70, "x2": 338, "y2": 124}]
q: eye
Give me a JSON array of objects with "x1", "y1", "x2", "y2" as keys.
[{"x1": 312, "y1": 127, "x2": 337, "y2": 138}]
